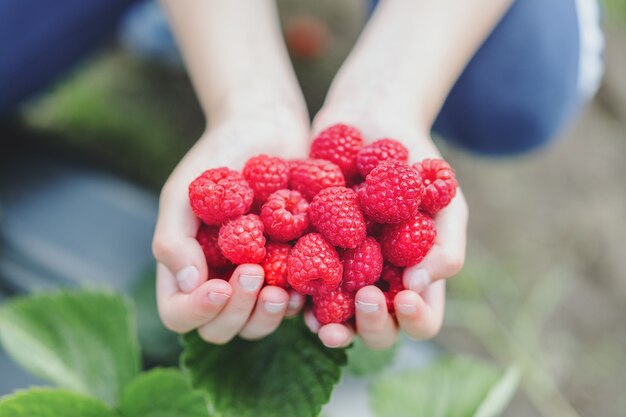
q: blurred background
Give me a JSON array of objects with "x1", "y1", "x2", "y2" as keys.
[{"x1": 0, "y1": 0, "x2": 624, "y2": 416}]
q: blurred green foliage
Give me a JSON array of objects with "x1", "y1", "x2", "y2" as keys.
[
  {"x1": 604, "y1": 0, "x2": 626, "y2": 25},
  {"x1": 24, "y1": 53, "x2": 203, "y2": 189}
]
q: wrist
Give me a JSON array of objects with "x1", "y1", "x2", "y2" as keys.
[{"x1": 208, "y1": 83, "x2": 309, "y2": 128}]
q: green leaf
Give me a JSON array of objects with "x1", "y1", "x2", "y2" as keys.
[
  {"x1": 181, "y1": 317, "x2": 347, "y2": 417},
  {"x1": 120, "y1": 369, "x2": 209, "y2": 417},
  {"x1": 0, "y1": 290, "x2": 141, "y2": 406},
  {"x1": 131, "y1": 269, "x2": 181, "y2": 364},
  {"x1": 370, "y1": 356, "x2": 520, "y2": 417},
  {"x1": 347, "y1": 337, "x2": 397, "y2": 377},
  {"x1": 0, "y1": 388, "x2": 117, "y2": 417}
]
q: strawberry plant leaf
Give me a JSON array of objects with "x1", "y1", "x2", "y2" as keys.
[
  {"x1": 0, "y1": 388, "x2": 117, "y2": 417},
  {"x1": 346, "y1": 337, "x2": 397, "y2": 377},
  {"x1": 119, "y1": 368, "x2": 209, "y2": 417},
  {"x1": 370, "y1": 356, "x2": 520, "y2": 417},
  {"x1": 0, "y1": 290, "x2": 140, "y2": 406},
  {"x1": 181, "y1": 317, "x2": 347, "y2": 417}
]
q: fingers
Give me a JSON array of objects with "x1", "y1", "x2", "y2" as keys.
[
  {"x1": 197, "y1": 264, "x2": 264, "y2": 344},
  {"x1": 403, "y1": 192, "x2": 468, "y2": 292},
  {"x1": 152, "y1": 180, "x2": 208, "y2": 294},
  {"x1": 304, "y1": 310, "x2": 354, "y2": 348},
  {"x1": 318, "y1": 324, "x2": 355, "y2": 348},
  {"x1": 354, "y1": 286, "x2": 398, "y2": 350},
  {"x1": 395, "y1": 280, "x2": 445, "y2": 340},
  {"x1": 239, "y1": 286, "x2": 289, "y2": 340},
  {"x1": 285, "y1": 291, "x2": 306, "y2": 318},
  {"x1": 156, "y1": 263, "x2": 232, "y2": 333}
]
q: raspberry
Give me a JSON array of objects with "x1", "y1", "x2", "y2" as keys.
[
  {"x1": 218, "y1": 214, "x2": 266, "y2": 264},
  {"x1": 196, "y1": 224, "x2": 231, "y2": 269},
  {"x1": 310, "y1": 124, "x2": 363, "y2": 181},
  {"x1": 287, "y1": 233, "x2": 342, "y2": 295},
  {"x1": 243, "y1": 154, "x2": 290, "y2": 204},
  {"x1": 189, "y1": 168, "x2": 253, "y2": 225},
  {"x1": 289, "y1": 159, "x2": 345, "y2": 201},
  {"x1": 261, "y1": 242, "x2": 291, "y2": 288},
  {"x1": 376, "y1": 264, "x2": 404, "y2": 313},
  {"x1": 412, "y1": 159, "x2": 458, "y2": 215},
  {"x1": 342, "y1": 237, "x2": 384, "y2": 293},
  {"x1": 358, "y1": 160, "x2": 424, "y2": 224},
  {"x1": 309, "y1": 187, "x2": 366, "y2": 249},
  {"x1": 260, "y1": 189, "x2": 310, "y2": 242},
  {"x1": 380, "y1": 212, "x2": 436, "y2": 267},
  {"x1": 356, "y1": 139, "x2": 409, "y2": 177},
  {"x1": 312, "y1": 287, "x2": 355, "y2": 324},
  {"x1": 209, "y1": 265, "x2": 236, "y2": 280}
]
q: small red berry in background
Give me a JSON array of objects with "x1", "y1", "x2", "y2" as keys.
[{"x1": 283, "y1": 15, "x2": 330, "y2": 60}]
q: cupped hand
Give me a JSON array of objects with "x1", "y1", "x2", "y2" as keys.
[
  {"x1": 152, "y1": 105, "x2": 309, "y2": 344},
  {"x1": 308, "y1": 104, "x2": 469, "y2": 349}
]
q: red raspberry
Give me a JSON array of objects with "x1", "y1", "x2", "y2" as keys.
[
  {"x1": 218, "y1": 214, "x2": 266, "y2": 264},
  {"x1": 356, "y1": 138, "x2": 409, "y2": 177},
  {"x1": 260, "y1": 189, "x2": 310, "y2": 242},
  {"x1": 312, "y1": 287, "x2": 355, "y2": 324},
  {"x1": 376, "y1": 264, "x2": 404, "y2": 313},
  {"x1": 261, "y1": 242, "x2": 291, "y2": 288},
  {"x1": 289, "y1": 159, "x2": 345, "y2": 201},
  {"x1": 310, "y1": 124, "x2": 363, "y2": 181},
  {"x1": 243, "y1": 154, "x2": 290, "y2": 204},
  {"x1": 189, "y1": 168, "x2": 253, "y2": 225},
  {"x1": 380, "y1": 212, "x2": 436, "y2": 267},
  {"x1": 209, "y1": 265, "x2": 236, "y2": 280},
  {"x1": 412, "y1": 159, "x2": 458, "y2": 215},
  {"x1": 287, "y1": 233, "x2": 342, "y2": 295},
  {"x1": 342, "y1": 237, "x2": 384, "y2": 293},
  {"x1": 358, "y1": 160, "x2": 424, "y2": 224},
  {"x1": 309, "y1": 187, "x2": 366, "y2": 249},
  {"x1": 196, "y1": 224, "x2": 231, "y2": 269}
]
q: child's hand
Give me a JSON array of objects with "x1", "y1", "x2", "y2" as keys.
[
  {"x1": 307, "y1": 106, "x2": 468, "y2": 349},
  {"x1": 152, "y1": 106, "x2": 309, "y2": 343}
]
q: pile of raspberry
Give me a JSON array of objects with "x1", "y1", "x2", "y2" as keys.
[{"x1": 189, "y1": 124, "x2": 458, "y2": 325}]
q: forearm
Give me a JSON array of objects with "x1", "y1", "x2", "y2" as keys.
[
  {"x1": 161, "y1": 0, "x2": 306, "y2": 125},
  {"x1": 325, "y1": 0, "x2": 513, "y2": 128}
]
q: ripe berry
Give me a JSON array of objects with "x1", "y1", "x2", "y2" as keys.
[
  {"x1": 289, "y1": 159, "x2": 345, "y2": 201},
  {"x1": 356, "y1": 138, "x2": 409, "y2": 177},
  {"x1": 312, "y1": 287, "x2": 355, "y2": 324},
  {"x1": 358, "y1": 160, "x2": 424, "y2": 224},
  {"x1": 287, "y1": 233, "x2": 342, "y2": 295},
  {"x1": 243, "y1": 154, "x2": 290, "y2": 204},
  {"x1": 412, "y1": 159, "x2": 458, "y2": 215},
  {"x1": 310, "y1": 124, "x2": 363, "y2": 181},
  {"x1": 261, "y1": 242, "x2": 291, "y2": 288},
  {"x1": 309, "y1": 187, "x2": 366, "y2": 249},
  {"x1": 380, "y1": 212, "x2": 436, "y2": 267},
  {"x1": 342, "y1": 237, "x2": 384, "y2": 293},
  {"x1": 189, "y1": 168, "x2": 253, "y2": 225},
  {"x1": 376, "y1": 264, "x2": 404, "y2": 313},
  {"x1": 260, "y1": 189, "x2": 310, "y2": 242},
  {"x1": 196, "y1": 224, "x2": 231, "y2": 269},
  {"x1": 218, "y1": 214, "x2": 266, "y2": 264}
]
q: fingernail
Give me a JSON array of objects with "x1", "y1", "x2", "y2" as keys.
[
  {"x1": 356, "y1": 301, "x2": 379, "y2": 313},
  {"x1": 408, "y1": 269, "x2": 431, "y2": 292},
  {"x1": 207, "y1": 292, "x2": 230, "y2": 305},
  {"x1": 289, "y1": 292, "x2": 303, "y2": 309},
  {"x1": 264, "y1": 301, "x2": 286, "y2": 313},
  {"x1": 176, "y1": 266, "x2": 199, "y2": 293},
  {"x1": 239, "y1": 274, "x2": 263, "y2": 292},
  {"x1": 324, "y1": 330, "x2": 345, "y2": 348},
  {"x1": 396, "y1": 303, "x2": 417, "y2": 314}
]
